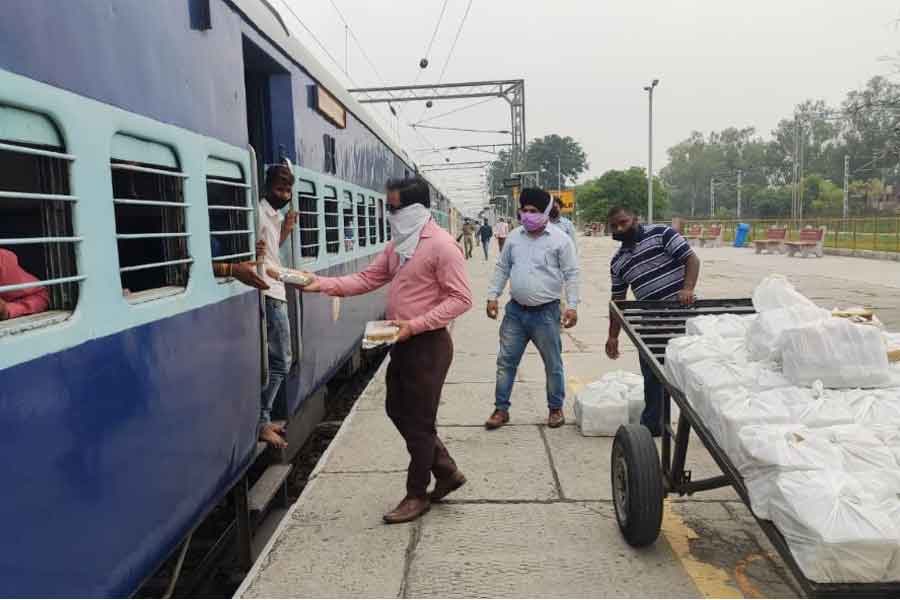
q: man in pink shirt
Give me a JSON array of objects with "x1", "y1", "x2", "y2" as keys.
[
  {"x1": 291, "y1": 177, "x2": 473, "y2": 523},
  {"x1": 0, "y1": 248, "x2": 50, "y2": 321}
]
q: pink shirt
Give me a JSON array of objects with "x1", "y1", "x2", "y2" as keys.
[
  {"x1": 495, "y1": 221, "x2": 509, "y2": 238},
  {"x1": 0, "y1": 249, "x2": 50, "y2": 319},
  {"x1": 318, "y1": 219, "x2": 472, "y2": 335}
]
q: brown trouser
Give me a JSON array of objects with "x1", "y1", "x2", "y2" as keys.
[
  {"x1": 497, "y1": 237, "x2": 506, "y2": 252},
  {"x1": 385, "y1": 328, "x2": 457, "y2": 497}
]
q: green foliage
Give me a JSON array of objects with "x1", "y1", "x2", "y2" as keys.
[
  {"x1": 575, "y1": 167, "x2": 669, "y2": 224},
  {"x1": 489, "y1": 135, "x2": 588, "y2": 195},
  {"x1": 661, "y1": 76, "x2": 900, "y2": 218}
]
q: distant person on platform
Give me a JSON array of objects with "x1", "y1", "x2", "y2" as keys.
[
  {"x1": 282, "y1": 177, "x2": 473, "y2": 524},
  {"x1": 485, "y1": 188, "x2": 579, "y2": 429},
  {"x1": 494, "y1": 217, "x2": 509, "y2": 252},
  {"x1": 550, "y1": 197, "x2": 576, "y2": 243},
  {"x1": 478, "y1": 219, "x2": 493, "y2": 260},
  {"x1": 605, "y1": 206, "x2": 700, "y2": 436},
  {"x1": 0, "y1": 248, "x2": 49, "y2": 321},
  {"x1": 257, "y1": 164, "x2": 298, "y2": 449},
  {"x1": 462, "y1": 220, "x2": 476, "y2": 260}
]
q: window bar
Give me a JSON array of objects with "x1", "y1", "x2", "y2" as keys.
[
  {"x1": 119, "y1": 257, "x2": 194, "y2": 273},
  {"x1": 212, "y1": 251, "x2": 254, "y2": 262},
  {"x1": 207, "y1": 204, "x2": 254, "y2": 212},
  {"x1": 0, "y1": 190, "x2": 78, "y2": 202},
  {"x1": 206, "y1": 178, "x2": 251, "y2": 189},
  {"x1": 0, "y1": 274, "x2": 86, "y2": 295},
  {"x1": 116, "y1": 232, "x2": 191, "y2": 240},
  {"x1": 0, "y1": 236, "x2": 82, "y2": 245},
  {"x1": 110, "y1": 163, "x2": 189, "y2": 178},
  {"x1": 113, "y1": 198, "x2": 191, "y2": 208},
  {"x1": 210, "y1": 229, "x2": 253, "y2": 236},
  {"x1": 0, "y1": 142, "x2": 76, "y2": 161}
]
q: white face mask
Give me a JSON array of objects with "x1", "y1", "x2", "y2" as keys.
[{"x1": 387, "y1": 203, "x2": 432, "y2": 264}]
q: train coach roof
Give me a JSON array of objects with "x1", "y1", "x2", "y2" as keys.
[{"x1": 232, "y1": 0, "x2": 449, "y2": 199}]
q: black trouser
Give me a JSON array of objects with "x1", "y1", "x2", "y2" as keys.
[{"x1": 385, "y1": 328, "x2": 457, "y2": 497}]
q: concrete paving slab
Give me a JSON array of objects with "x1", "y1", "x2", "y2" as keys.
[
  {"x1": 406, "y1": 502, "x2": 701, "y2": 598},
  {"x1": 441, "y1": 425, "x2": 559, "y2": 501},
  {"x1": 437, "y1": 382, "x2": 577, "y2": 426},
  {"x1": 240, "y1": 472, "x2": 412, "y2": 598},
  {"x1": 319, "y1": 409, "x2": 407, "y2": 472}
]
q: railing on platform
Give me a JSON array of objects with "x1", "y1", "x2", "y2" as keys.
[{"x1": 679, "y1": 217, "x2": 900, "y2": 253}]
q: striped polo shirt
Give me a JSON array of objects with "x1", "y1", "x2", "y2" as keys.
[{"x1": 610, "y1": 224, "x2": 694, "y2": 300}]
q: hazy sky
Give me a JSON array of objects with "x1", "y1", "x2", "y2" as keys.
[{"x1": 278, "y1": 0, "x2": 900, "y2": 209}]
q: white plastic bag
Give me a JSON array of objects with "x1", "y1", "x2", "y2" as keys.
[
  {"x1": 738, "y1": 424, "x2": 843, "y2": 519},
  {"x1": 769, "y1": 470, "x2": 900, "y2": 583},
  {"x1": 781, "y1": 318, "x2": 891, "y2": 388},
  {"x1": 664, "y1": 336, "x2": 748, "y2": 391},
  {"x1": 682, "y1": 359, "x2": 790, "y2": 424},
  {"x1": 685, "y1": 313, "x2": 755, "y2": 338},
  {"x1": 746, "y1": 304, "x2": 830, "y2": 362},
  {"x1": 574, "y1": 386, "x2": 628, "y2": 436},
  {"x1": 752, "y1": 274, "x2": 818, "y2": 313},
  {"x1": 626, "y1": 385, "x2": 645, "y2": 425},
  {"x1": 715, "y1": 391, "x2": 793, "y2": 464},
  {"x1": 760, "y1": 385, "x2": 854, "y2": 430}
]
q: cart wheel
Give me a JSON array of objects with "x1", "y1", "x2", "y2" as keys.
[{"x1": 611, "y1": 424, "x2": 663, "y2": 547}]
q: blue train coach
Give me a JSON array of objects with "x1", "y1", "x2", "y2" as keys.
[{"x1": 0, "y1": 0, "x2": 460, "y2": 595}]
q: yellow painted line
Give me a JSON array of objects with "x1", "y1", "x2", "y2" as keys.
[{"x1": 661, "y1": 499, "x2": 744, "y2": 598}]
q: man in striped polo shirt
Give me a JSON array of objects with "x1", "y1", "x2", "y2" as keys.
[{"x1": 605, "y1": 206, "x2": 700, "y2": 436}]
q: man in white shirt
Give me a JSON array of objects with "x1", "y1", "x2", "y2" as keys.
[
  {"x1": 494, "y1": 218, "x2": 509, "y2": 252},
  {"x1": 257, "y1": 164, "x2": 297, "y2": 448}
]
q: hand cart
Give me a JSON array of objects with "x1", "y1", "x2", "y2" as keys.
[{"x1": 609, "y1": 297, "x2": 900, "y2": 598}]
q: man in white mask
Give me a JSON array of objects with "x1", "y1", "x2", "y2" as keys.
[{"x1": 286, "y1": 177, "x2": 473, "y2": 524}]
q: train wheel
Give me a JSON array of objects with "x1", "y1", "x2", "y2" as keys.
[{"x1": 611, "y1": 424, "x2": 663, "y2": 547}]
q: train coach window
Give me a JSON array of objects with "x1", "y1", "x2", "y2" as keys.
[
  {"x1": 377, "y1": 198, "x2": 385, "y2": 243},
  {"x1": 206, "y1": 157, "x2": 252, "y2": 280},
  {"x1": 111, "y1": 134, "x2": 190, "y2": 302},
  {"x1": 323, "y1": 134, "x2": 337, "y2": 175},
  {"x1": 342, "y1": 190, "x2": 355, "y2": 252},
  {"x1": 356, "y1": 193, "x2": 367, "y2": 248},
  {"x1": 368, "y1": 197, "x2": 377, "y2": 245},
  {"x1": 323, "y1": 185, "x2": 339, "y2": 255},
  {"x1": 296, "y1": 178, "x2": 319, "y2": 259},
  {"x1": 0, "y1": 105, "x2": 82, "y2": 334}
]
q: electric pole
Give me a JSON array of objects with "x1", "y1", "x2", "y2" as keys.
[
  {"x1": 736, "y1": 169, "x2": 742, "y2": 220},
  {"x1": 644, "y1": 79, "x2": 659, "y2": 223},
  {"x1": 710, "y1": 177, "x2": 716, "y2": 216},
  {"x1": 843, "y1": 154, "x2": 850, "y2": 219}
]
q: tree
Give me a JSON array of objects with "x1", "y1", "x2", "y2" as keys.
[
  {"x1": 576, "y1": 167, "x2": 669, "y2": 224},
  {"x1": 523, "y1": 134, "x2": 588, "y2": 190}
]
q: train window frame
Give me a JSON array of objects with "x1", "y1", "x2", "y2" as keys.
[
  {"x1": 377, "y1": 197, "x2": 385, "y2": 244},
  {"x1": 206, "y1": 157, "x2": 253, "y2": 284},
  {"x1": 0, "y1": 106, "x2": 82, "y2": 337},
  {"x1": 367, "y1": 196, "x2": 377, "y2": 245},
  {"x1": 110, "y1": 133, "x2": 191, "y2": 305},
  {"x1": 323, "y1": 185, "x2": 340, "y2": 255},
  {"x1": 341, "y1": 190, "x2": 355, "y2": 253},
  {"x1": 323, "y1": 134, "x2": 337, "y2": 175},
  {"x1": 296, "y1": 177, "x2": 320, "y2": 259},
  {"x1": 356, "y1": 193, "x2": 367, "y2": 248}
]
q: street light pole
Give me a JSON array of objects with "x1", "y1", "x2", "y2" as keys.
[
  {"x1": 736, "y1": 169, "x2": 742, "y2": 220},
  {"x1": 643, "y1": 79, "x2": 659, "y2": 223}
]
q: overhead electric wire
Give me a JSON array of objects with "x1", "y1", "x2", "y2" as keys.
[
  {"x1": 436, "y1": 0, "x2": 474, "y2": 85},
  {"x1": 417, "y1": 0, "x2": 450, "y2": 82},
  {"x1": 413, "y1": 96, "x2": 499, "y2": 125},
  {"x1": 414, "y1": 124, "x2": 510, "y2": 134},
  {"x1": 278, "y1": 0, "x2": 355, "y2": 84}
]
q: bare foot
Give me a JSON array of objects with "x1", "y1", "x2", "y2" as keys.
[{"x1": 260, "y1": 423, "x2": 288, "y2": 448}]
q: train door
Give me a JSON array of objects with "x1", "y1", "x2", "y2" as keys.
[{"x1": 242, "y1": 37, "x2": 299, "y2": 416}]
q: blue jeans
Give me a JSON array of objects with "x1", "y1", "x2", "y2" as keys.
[
  {"x1": 261, "y1": 297, "x2": 292, "y2": 427},
  {"x1": 481, "y1": 238, "x2": 490, "y2": 260},
  {"x1": 639, "y1": 355, "x2": 663, "y2": 435},
  {"x1": 495, "y1": 300, "x2": 565, "y2": 411}
]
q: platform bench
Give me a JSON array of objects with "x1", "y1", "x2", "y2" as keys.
[{"x1": 753, "y1": 227, "x2": 787, "y2": 254}]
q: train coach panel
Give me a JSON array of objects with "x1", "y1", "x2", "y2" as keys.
[{"x1": 0, "y1": 293, "x2": 260, "y2": 596}]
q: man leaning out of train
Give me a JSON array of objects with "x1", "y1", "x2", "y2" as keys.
[
  {"x1": 278, "y1": 176, "x2": 473, "y2": 524},
  {"x1": 256, "y1": 164, "x2": 298, "y2": 449}
]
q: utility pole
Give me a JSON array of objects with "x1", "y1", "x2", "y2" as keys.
[
  {"x1": 736, "y1": 169, "x2": 742, "y2": 220},
  {"x1": 557, "y1": 155, "x2": 562, "y2": 192},
  {"x1": 644, "y1": 79, "x2": 659, "y2": 223},
  {"x1": 843, "y1": 154, "x2": 850, "y2": 219},
  {"x1": 710, "y1": 177, "x2": 716, "y2": 216},
  {"x1": 792, "y1": 114, "x2": 800, "y2": 219}
]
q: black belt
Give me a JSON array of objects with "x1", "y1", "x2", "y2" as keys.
[{"x1": 512, "y1": 299, "x2": 559, "y2": 312}]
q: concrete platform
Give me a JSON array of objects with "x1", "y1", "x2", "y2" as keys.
[{"x1": 238, "y1": 235, "x2": 900, "y2": 599}]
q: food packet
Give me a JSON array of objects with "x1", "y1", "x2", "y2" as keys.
[
  {"x1": 269, "y1": 267, "x2": 312, "y2": 286},
  {"x1": 362, "y1": 320, "x2": 399, "y2": 349}
]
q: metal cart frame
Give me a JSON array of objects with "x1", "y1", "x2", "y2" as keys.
[{"x1": 609, "y1": 298, "x2": 899, "y2": 598}]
